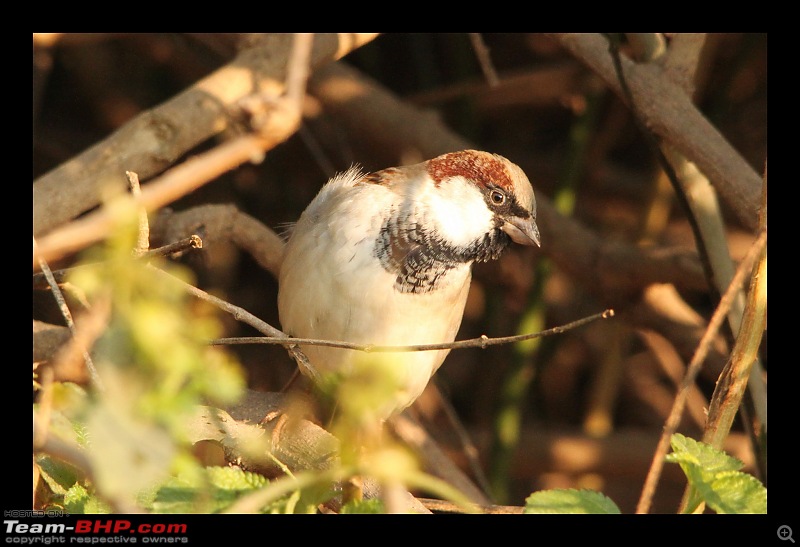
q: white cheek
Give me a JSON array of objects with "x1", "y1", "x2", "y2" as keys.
[{"x1": 426, "y1": 177, "x2": 493, "y2": 247}]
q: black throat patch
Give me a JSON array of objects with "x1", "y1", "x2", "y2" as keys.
[{"x1": 374, "y1": 210, "x2": 510, "y2": 294}]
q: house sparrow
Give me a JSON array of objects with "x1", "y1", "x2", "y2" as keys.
[{"x1": 278, "y1": 150, "x2": 540, "y2": 422}]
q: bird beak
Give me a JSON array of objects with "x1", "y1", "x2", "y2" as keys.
[{"x1": 502, "y1": 217, "x2": 541, "y2": 247}]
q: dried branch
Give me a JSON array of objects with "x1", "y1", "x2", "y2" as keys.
[
  {"x1": 33, "y1": 33, "x2": 379, "y2": 238},
  {"x1": 35, "y1": 133, "x2": 281, "y2": 268},
  {"x1": 126, "y1": 171, "x2": 150, "y2": 256},
  {"x1": 33, "y1": 241, "x2": 103, "y2": 389},
  {"x1": 701, "y1": 164, "x2": 768, "y2": 458},
  {"x1": 32, "y1": 236, "x2": 204, "y2": 289},
  {"x1": 550, "y1": 33, "x2": 761, "y2": 232},
  {"x1": 150, "y1": 204, "x2": 285, "y2": 279},
  {"x1": 211, "y1": 309, "x2": 614, "y2": 352},
  {"x1": 636, "y1": 228, "x2": 767, "y2": 514},
  {"x1": 468, "y1": 33, "x2": 500, "y2": 87}
]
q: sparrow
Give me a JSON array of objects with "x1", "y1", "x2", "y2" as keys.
[{"x1": 277, "y1": 150, "x2": 540, "y2": 423}]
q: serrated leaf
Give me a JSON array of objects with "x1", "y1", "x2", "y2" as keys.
[
  {"x1": 341, "y1": 498, "x2": 385, "y2": 514},
  {"x1": 206, "y1": 466, "x2": 268, "y2": 491},
  {"x1": 668, "y1": 433, "x2": 743, "y2": 474},
  {"x1": 667, "y1": 433, "x2": 766, "y2": 514},
  {"x1": 64, "y1": 484, "x2": 112, "y2": 514},
  {"x1": 524, "y1": 489, "x2": 621, "y2": 514},
  {"x1": 35, "y1": 455, "x2": 82, "y2": 496},
  {"x1": 701, "y1": 471, "x2": 767, "y2": 514},
  {"x1": 150, "y1": 466, "x2": 270, "y2": 514}
]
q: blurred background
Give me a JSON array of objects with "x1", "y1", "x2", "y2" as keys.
[{"x1": 32, "y1": 33, "x2": 767, "y2": 513}]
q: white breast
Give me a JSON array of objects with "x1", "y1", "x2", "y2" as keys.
[{"x1": 278, "y1": 175, "x2": 472, "y2": 417}]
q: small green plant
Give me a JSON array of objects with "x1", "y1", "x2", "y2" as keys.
[
  {"x1": 34, "y1": 206, "x2": 246, "y2": 512},
  {"x1": 524, "y1": 488, "x2": 621, "y2": 514},
  {"x1": 522, "y1": 433, "x2": 766, "y2": 514},
  {"x1": 666, "y1": 433, "x2": 766, "y2": 514}
]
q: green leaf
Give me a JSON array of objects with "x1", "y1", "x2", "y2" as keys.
[
  {"x1": 64, "y1": 484, "x2": 112, "y2": 514},
  {"x1": 666, "y1": 433, "x2": 743, "y2": 474},
  {"x1": 206, "y1": 466, "x2": 268, "y2": 491},
  {"x1": 524, "y1": 489, "x2": 621, "y2": 514},
  {"x1": 666, "y1": 433, "x2": 766, "y2": 514},
  {"x1": 35, "y1": 455, "x2": 82, "y2": 496},
  {"x1": 341, "y1": 498, "x2": 385, "y2": 514},
  {"x1": 700, "y1": 470, "x2": 767, "y2": 514},
  {"x1": 150, "y1": 466, "x2": 270, "y2": 513}
]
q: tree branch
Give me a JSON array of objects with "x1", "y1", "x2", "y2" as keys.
[
  {"x1": 550, "y1": 33, "x2": 761, "y2": 232},
  {"x1": 33, "y1": 33, "x2": 379, "y2": 238}
]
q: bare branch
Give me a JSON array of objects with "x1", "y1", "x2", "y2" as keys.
[
  {"x1": 35, "y1": 134, "x2": 278, "y2": 267},
  {"x1": 210, "y1": 309, "x2": 614, "y2": 352},
  {"x1": 550, "y1": 33, "x2": 761, "y2": 232},
  {"x1": 150, "y1": 204, "x2": 285, "y2": 279},
  {"x1": 33, "y1": 33, "x2": 379, "y2": 238},
  {"x1": 468, "y1": 33, "x2": 500, "y2": 87},
  {"x1": 33, "y1": 240, "x2": 103, "y2": 389},
  {"x1": 126, "y1": 171, "x2": 150, "y2": 256},
  {"x1": 142, "y1": 235, "x2": 203, "y2": 260},
  {"x1": 636, "y1": 228, "x2": 767, "y2": 514}
]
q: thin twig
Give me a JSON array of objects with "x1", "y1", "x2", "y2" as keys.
[
  {"x1": 419, "y1": 497, "x2": 523, "y2": 514},
  {"x1": 468, "y1": 33, "x2": 500, "y2": 87},
  {"x1": 551, "y1": 33, "x2": 761, "y2": 232},
  {"x1": 33, "y1": 238, "x2": 104, "y2": 390},
  {"x1": 285, "y1": 33, "x2": 315, "y2": 109},
  {"x1": 126, "y1": 171, "x2": 149, "y2": 256},
  {"x1": 635, "y1": 229, "x2": 767, "y2": 514},
  {"x1": 146, "y1": 264, "x2": 286, "y2": 339},
  {"x1": 431, "y1": 387, "x2": 494, "y2": 499},
  {"x1": 145, "y1": 264, "x2": 312, "y2": 370},
  {"x1": 142, "y1": 235, "x2": 204, "y2": 259},
  {"x1": 211, "y1": 309, "x2": 614, "y2": 353},
  {"x1": 33, "y1": 236, "x2": 204, "y2": 288}
]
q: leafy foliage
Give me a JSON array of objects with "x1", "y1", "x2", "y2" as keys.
[
  {"x1": 341, "y1": 498, "x2": 385, "y2": 514},
  {"x1": 146, "y1": 466, "x2": 268, "y2": 513},
  {"x1": 34, "y1": 209, "x2": 246, "y2": 511},
  {"x1": 666, "y1": 433, "x2": 766, "y2": 514},
  {"x1": 524, "y1": 488, "x2": 621, "y2": 514},
  {"x1": 64, "y1": 484, "x2": 112, "y2": 514},
  {"x1": 521, "y1": 433, "x2": 766, "y2": 515}
]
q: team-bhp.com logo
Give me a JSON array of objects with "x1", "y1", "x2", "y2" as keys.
[{"x1": 5, "y1": 519, "x2": 188, "y2": 543}]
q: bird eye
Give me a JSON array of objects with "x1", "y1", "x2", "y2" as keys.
[{"x1": 490, "y1": 190, "x2": 506, "y2": 205}]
